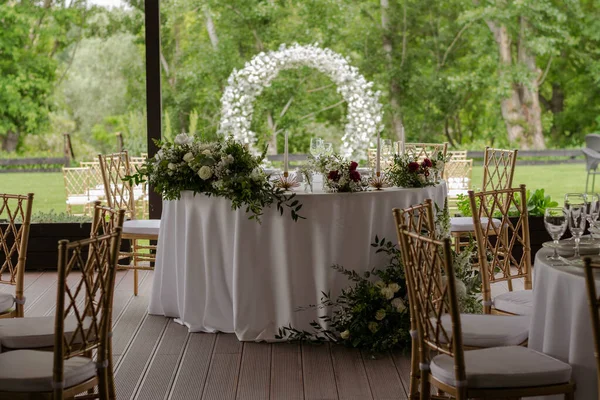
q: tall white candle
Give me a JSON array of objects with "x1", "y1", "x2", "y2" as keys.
[
  {"x1": 400, "y1": 124, "x2": 406, "y2": 155},
  {"x1": 376, "y1": 130, "x2": 381, "y2": 174},
  {"x1": 284, "y1": 131, "x2": 289, "y2": 174}
]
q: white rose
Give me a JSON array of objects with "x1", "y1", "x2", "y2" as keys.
[
  {"x1": 391, "y1": 298, "x2": 406, "y2": 313},
  {"x1": 174, "y1": 133, "x2": 193, "y2": 145},
  {"x1": 417, "y1": 174, "x2": 427, "y2": 184},
  {"x1": 183, "y1": 152, "x2": 194, "y2": 163},
  {"x1": 202, "y1": 149, "x2": 212, "y2": 156},
  {"x1": 388, "y1": 283, "x2": 400, "y2": 293},
  {"x1": 227, "y1": 154, "x2": 234, "y2": 163},
  {"x1": 167, "y1": 163, "x2": 177, "y2": 171},
  {"x1": 198, "y1": 166, "x2": 213, "y2": 180},
  {"x1": 340, "y1": 330, "x2": 350, "y2": 340},
  {"x1": 250, "y1": 168, "x2": 263, "y2": 181},
  {"x1": 155, "y1": 149, "x2": 164, "y2": 161},
  {"x1": 380, "y1": 287, "x2": 394, "y2": 300}
]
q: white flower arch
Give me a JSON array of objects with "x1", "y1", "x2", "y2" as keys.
[{"x1": 218, "y1": 43, "x2": 384, "y2": 159}]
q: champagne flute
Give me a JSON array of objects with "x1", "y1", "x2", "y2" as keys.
[
  {"x1": 310, "y1": 138, "x2": 324, "y2": 158},
  {"x1": 567, "y1": 204, "x2": 587, "y2": 259},
  {"x1": 544, "y1": 207, "x2": 567, "y2": 260}
]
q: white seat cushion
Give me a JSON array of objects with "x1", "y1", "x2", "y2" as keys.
[
  {"x1": 66, "y1": 195, "x2": 99, "y2": 205},
  {"x1": 123, "y1": 219, "x2": 161, "y2": 235},
  {"x1": 0, "y1": 349, "x2": 96, "y2": 392},
  {"x1": 0, "y1": 293, "x2": 14, "y2": 314},
  {"x1": 430, "y1": 346, "x2": 571, "y2": 389},
  {"x1": 493, "y1": 290, "x2": 533, "y2": 316},
  {"x1": 436, "y1": 314, "x2": 529, "y2": 347},
  {"x1": 450, "y1": 217, "x2": 502, "y2": 232},
  {"x1": 0, "y1": 316, "x2": 92, "y2": 350}
]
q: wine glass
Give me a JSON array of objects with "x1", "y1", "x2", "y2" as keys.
[
  {"x1": 586, "y1": 193, "x2": 600, "y2": 238},
  {"x1": 544, "y1": 207, "x2": 567, "y2": 260},
  {"x1": 564, "y1": 193, "x2": 587, "y2": 210},
  {"x1": 322, "y1": 142, "x2": 333, "y2": 156},
  {"x1": 567, "y1": 204, "x2": 587, "y2": 259},
  {"x1": 310, "y1": 138, "x2": 324, "y2": 158}
]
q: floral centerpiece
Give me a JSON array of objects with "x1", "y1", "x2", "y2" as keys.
[
  {"x1": 125, "y1": 134, "x2": 304, "y2": 222},
  {"x1": 386, "y1": 152, "x2": 448, "y2": 188},
  {"x1": 302, "y1": 154, "x2": 368, "y2": 193}
]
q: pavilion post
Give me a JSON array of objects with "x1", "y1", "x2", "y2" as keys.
[{"x1": 145, "y1": 0, "x2": 162, "y2": 219}]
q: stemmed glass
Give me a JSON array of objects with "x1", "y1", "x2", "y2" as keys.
[
  {"x1": 567, "y1": 204, "x2": 587, "y2": 259},
  {"x1": 310, "y1": 138, "x2": 324, "y2": 158},
  {"x1": 544, "y1": 207, "x2": 568, "y2": 261},
  {"x1": 586, "y1": 193, "x2": 600, "y2": 239},
  {"x1": 322, "y1": 142, "x2": 333, "y2": 156},
  {"x1": 564, "y1": 193, "x2": 587, "y2": 210}
]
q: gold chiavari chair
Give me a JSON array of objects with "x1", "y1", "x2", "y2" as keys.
[
  {"x1": 0, "y1": 228, "x2": 122, "y2": 400},
  {"x1": 396, "y1": 228, "x2": 574, "y2": 400},
  {"x1": 0, "y1": 203, "x2": 124, "y2": 399},
  {"x1": 394, "y1": 200, "x2": 531, "y2": 399},
  {"x1": 444, "y1": 159, "x2": 473, "y2": 212},
  {"x1": 99, "y1": 151, "x2": 160, "y2": 296},
  {"x1": 469, "y1": 185, "x2": 533, "y2": 316},
  {"x1": 583, "y1": 257, "x2": 600, "y2": 399},
  {"x1": 450, "y1": 147, "x2": 518, "y2": 251},
  {"x1": 128, "y1": 156, "x2": 149, "y2": 220},
  {"x1": 0, "y1": 193, "x2": 33, "y2": 319},
  {"x1": 396, "y1": 141, "x2": 448, "y2": 161},
  {"x1": 80, "y1": 161, "x2": 106, "y2": 201},
  {"x1": 63, "y1": 167, "x2": 99, "y2": 216}
]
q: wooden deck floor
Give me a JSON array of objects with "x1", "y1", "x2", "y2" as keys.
[{"x1": 22, "y1": 270, "x2": 412, "y2": 400}]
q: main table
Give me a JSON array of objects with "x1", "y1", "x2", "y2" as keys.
[
  {"x1": 529, "y1": 248, "x2": 600, "y2": 400},
  {"x1": 148, "y1": 183, "x2": 447, "y2": 341}
]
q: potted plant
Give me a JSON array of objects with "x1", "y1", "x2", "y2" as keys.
[{"x1": 0, "y1": 210, "x2": 130, "y2": 270}]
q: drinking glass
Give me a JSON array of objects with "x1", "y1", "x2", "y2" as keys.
[
  {"x1": 322, "y1": 142, "x2": 333, "y2": 156},
  {"x1": 564, "y1": 193, "x2": 587, "y2": 210},
  {"x1": 567, "y1": 204, "x2": 587, "y2": 259},
  {"x1": 310, "y1": 138, "x2": 324, "y2": 158},
  {"x1": 586, "y1": 193, "x2": 600, "y2": 236},
  {"x1": 544, "y1": 207, "x2": 567, "y2": 260}
]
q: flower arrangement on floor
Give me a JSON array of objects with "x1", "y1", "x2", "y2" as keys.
[
  {"x1": 124, "y1": 134, "x2": 304, "y2": 222},
  {"x1": 276, "y1": 202, "x2": 481, "y2": 352},
  {"x1": 386, "y1": 152, "x2": 448, "y2": 188},
  {"x1": 302, "y1": 154, "x2": 368, "y2": 193}
]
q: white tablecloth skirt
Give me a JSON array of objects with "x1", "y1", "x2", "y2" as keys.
[
  {"x1": 529, "y1": 248, "x2": 600, "y2": 400},
  {"x1": 149, "y1": 184, "x2": 447, "y2": 341}
]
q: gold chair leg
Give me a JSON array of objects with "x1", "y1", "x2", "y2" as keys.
[{"x1": 134, "y1": 269, "x2": 138, "y2": 296}]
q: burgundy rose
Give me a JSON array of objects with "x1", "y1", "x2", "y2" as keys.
[
  {"x1": 422, "y1": 158, "x2": 433, "y2": 168},
  {"x1": 424, "y1": 170, "x2": 430, "y2": 177},
  {"x1": 408, "y1": 162, "x2": 420, "y2": 172},
  {"x1": 349, "y1": 161, "x2": 359, "y2": 171},
  {"x1": 349, "y1": 170, "x2": 361, "y2": 182},
  {"x1": 328, "y1": 170, "x2": 340, "y2": 181}
]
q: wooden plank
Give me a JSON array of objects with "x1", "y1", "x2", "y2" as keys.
[
  {"x1": 0, "y1": 157, "x2": 68, "y2": 166},
  {"x1": 270, "y1": 343, "x2": 304, "y2": 400},
  {"x1": 134, "y1": 320, "x2": 190, "y2": 400},
  {"x1": 330, "y1": 345, "x2": 372, "y2": 400},
  {"x1": 302, "y1": 344, "x2": 338, "y2": 400},
  {"x1": 114, "y1": 314, "x2": 169, "y2": 400},
  {"x1": 201, "y1": 334, "x2": 242, "y2": 400},
  {"x1": 361, "y1": 351, "x2": 406, "y2": 400},
  {"x1": 169, "y1": 333, "x2": 217, "y2": 400},
  {"x1": 390, "y1": 350, "x2": 412, "y2": 397},
  {"x1": 236, "y1": 342, "x2": 271, "y2": 400}
]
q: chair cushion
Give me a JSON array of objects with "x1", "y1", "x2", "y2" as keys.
[
  {"x1": 450, "y1": 217, "x2": 502, "y2": 232},
  {"x1": 0, "y1": 293, "x2": 14, "y2": 314},
  {"x1": 123, "y1": 219, "x2": 161, "y2": 235},
  {"x1": 66, "y1": 195, "x2": 99, "y2": 205},
  {"x1": 0, "y1": 316, "x2": 93, "y2": 350},
  {"x1": 0, "y1": 349, "x2": 96, "y2": 392},
  {"x1": 430, "y1": 346, "x2": 571, "y2": 389},
  {"x1": 435, "y1": 314, "x2": 529, "y2": 347},
  {"x1": 493, "y1": 290, "x2": 533, "y2": 316}
]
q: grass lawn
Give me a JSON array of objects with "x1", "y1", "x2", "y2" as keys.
[{"x1": 0, "y1": 163, "x2": 591, "y2": 214}]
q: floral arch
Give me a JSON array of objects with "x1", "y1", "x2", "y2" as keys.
[{"x1": 217, "y1": 43, "x2": 384, "y2": 159}]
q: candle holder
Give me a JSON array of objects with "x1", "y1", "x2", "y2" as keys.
[
  {"x1": 275, "y1": 172, "x2": 300, "y2": 191},
  {"x1": 369, "y1": 171, "x2": 388, "y2": 191}
]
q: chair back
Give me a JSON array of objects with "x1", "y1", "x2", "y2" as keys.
[
  {"x1": 468, "y1": 185, "x2": 531, "y2": 313},
  {"x1": 98, "y1": 152, "x2": 136, "y2": 220},
  {"x1": 482, "y1": 147, "x2": 517, "y2": 191},
  {"x1": 79, "y1": 161, "x2": 104, "y2": 189},
  {"x1": 396, "y1": 228, "x2": 466, "y2": 390},
  {"x1": 399, "y1": 142, "x2": 449, "y2": 174},
  {"x1": 586, "y1": 134, "x2": 600, "y2": 153},
  {"x1": 0, "y1": 193, "x2": 33, "y2": 318},
  {"x1": 444, "y1": 159, "x2": 473, "y2": 191},
  {"x1": 53, "y1": 228, "x2": 121, "y2": 398},
  {"x1": 448, "y1": 150, "x2": 468, "y2": 161},
  {"x1": 90, "y1": 201, "x2": 126, "y2": 238},
  {"x1": 583, "y1": 258, "x2": 600, "y2": 399}
]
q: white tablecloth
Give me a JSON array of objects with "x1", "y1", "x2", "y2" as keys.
[
  {"x1": 149, "y1": 183, "x2": 447, "y2": 341},
  {"x1": 529, "y1": 248, "x2": 600, "y2": 400}
]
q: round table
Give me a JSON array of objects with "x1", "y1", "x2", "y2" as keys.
[
  {"x1": 148, "y1": 183, "x2": 447, "y2": 341},
  {"x1": 529, "y1": 248, "x2": 600, "y2": 400}
]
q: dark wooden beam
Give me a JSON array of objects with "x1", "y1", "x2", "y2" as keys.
[{"x1": 145, "y1": 0, "x2": 162, "y2": 219}]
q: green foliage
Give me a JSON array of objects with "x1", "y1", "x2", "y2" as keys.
[
  {"x1": 526, "y1": 188, "x2": 559, "y2": 217},
  {"x1": 14, "y1": 210, "x2": 91, "y2": 224}
]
